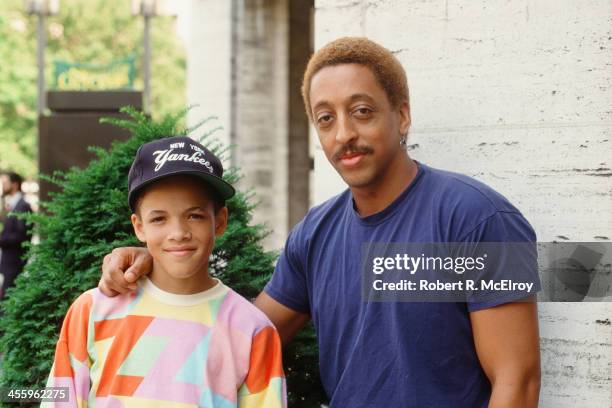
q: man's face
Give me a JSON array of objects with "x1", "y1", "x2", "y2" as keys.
[
  {"x1": 1, "y1": 175, "x2": 14, "y2": 196},
  {"x1": 131, "y1": 176, "x2": 228, "y2": 290},
  {"x1": 309, "y1": 63, "x2": 410, "y2": 189}
]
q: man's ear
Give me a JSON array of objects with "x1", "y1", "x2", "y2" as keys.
[
  {"x1": 215, "y1": 207, "x2": 229, "y2": 237},
  {"x1": 131, "y1": 213, "x2": 147, "y2": 243},
  {"x1": 398, "y1": 101, "x2": 411, "y2": 136}
]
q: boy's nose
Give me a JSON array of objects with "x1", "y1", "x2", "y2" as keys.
[{"x1": 168, "y1": 221, "x2": 192, "y2": 241}]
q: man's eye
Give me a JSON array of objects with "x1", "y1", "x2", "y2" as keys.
[
  {"x1": 353, "y1": 107, "x2": 373, "y2": 117},
  {"x1": 189, "y1": 213, "x2": 204, "y2": 220},
  {"x1": 317, "y1": 114, "x2": 333, "y2": 124}
]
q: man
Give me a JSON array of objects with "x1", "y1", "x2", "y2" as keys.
[
  {"x1": 1, "y1": 171, "x2": 32, "y2": 299},
  {"x1": 100, "y1": 37, "x2": 540, "y2": 407}
]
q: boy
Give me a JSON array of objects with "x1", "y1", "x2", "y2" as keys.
[{"x1": 44, "y1": 136, "x2": 287, "y2": 407}]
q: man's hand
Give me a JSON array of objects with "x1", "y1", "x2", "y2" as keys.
[{"x1": 98, "y1": 247, "x2": 153, "y2": 296}]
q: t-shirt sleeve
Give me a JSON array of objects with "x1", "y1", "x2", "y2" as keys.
[
  {"x1": 42, "y1": 292, "x2": 93, "y2": 408},
  {"x1": 459, "y1": 211, "x2": 541, "y2": 312},
  {"x1": 237, "y1": 326, "x2": 287, "y2": 408},
  {"x1": 264, "y1": 226, "x2": 311, "y2": 314}
]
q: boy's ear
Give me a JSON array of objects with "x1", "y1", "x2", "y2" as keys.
[
  {"x1": 131, "y1": 213, "x2": 147, "y2": 243},
  {"x1": 215, "y1": 207, "x2": 229, "y2": 237}
]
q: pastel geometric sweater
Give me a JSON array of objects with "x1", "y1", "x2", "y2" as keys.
[{"x1": 43, "y1": 278, "x2": 287, "y2": 407}]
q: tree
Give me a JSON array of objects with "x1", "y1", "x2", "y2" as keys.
[
  {"x1": 0, "y1": 0, "x2": 186, "y2": 178},
  {"x1": 0, "y1": 3, "x2": 37, "y2": 177},
  {"x1": 0, "y1": 108, "x2": 328, "y2": 407}
]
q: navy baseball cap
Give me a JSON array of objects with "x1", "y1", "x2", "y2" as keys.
[{"x1": 127, "y1": 136, "x2": 235, "y2": 211}]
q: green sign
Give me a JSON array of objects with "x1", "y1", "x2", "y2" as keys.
[{"x1": 53, "y1": 56, "x2": 136, "y2": 90}]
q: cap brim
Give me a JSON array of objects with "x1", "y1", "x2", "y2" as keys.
[{"x1": 128, "y1": 170, "x2": 236, "y2": 211}]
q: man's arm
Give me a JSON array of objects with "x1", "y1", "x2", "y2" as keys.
[
  {"x1": 470, "y1": 299, "x2": 540, "y2": 408},
  {"x1": 100, "y1": 248, "x2": 311, "y2": 346},
  {"x1": 254, "y1": 292, "x2": 310, "y2": 346},
  {"x1": 98, "y1": 247, "x2": 153, "y2": 296}
]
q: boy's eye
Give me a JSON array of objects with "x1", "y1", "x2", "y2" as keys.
[{"x1": 189, "y1": 213, "x2": 205, "y2": 220}]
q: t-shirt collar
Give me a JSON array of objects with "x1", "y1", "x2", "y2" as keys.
[
  {"x1": 138, "y1": 276, "x2": 228, "y2": 306},
  {"x1": 350, "y1": 161, "x2": 426, "y2": 226}
]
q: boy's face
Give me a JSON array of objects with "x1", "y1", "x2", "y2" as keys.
[{"x1": 131, "y1": 176, "x2": 228, "y2": 290}]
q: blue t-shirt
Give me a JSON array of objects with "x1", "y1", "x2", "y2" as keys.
[{"x1": 265, "y1": 162, "x2": 539, "y2": 407}]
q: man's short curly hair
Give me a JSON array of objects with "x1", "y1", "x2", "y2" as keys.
[{"x1": 301, "y1": 37, "x2": 410, "y2": 122}]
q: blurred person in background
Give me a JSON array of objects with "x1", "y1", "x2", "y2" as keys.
[{"x1": 0, "y1": 171, "x2": 32, "y2": 299}]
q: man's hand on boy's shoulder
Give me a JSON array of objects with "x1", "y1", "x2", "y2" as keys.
[{"x1": 99, "y1": 247, "x2": 153, "y2": 296}]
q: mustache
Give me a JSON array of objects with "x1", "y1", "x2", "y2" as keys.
[{"x1": 333, "y1": 144, "x2": 374, "y2": 161}]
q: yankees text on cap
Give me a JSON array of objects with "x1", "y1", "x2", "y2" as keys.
[{"x1": 127, "y1": 136, "x2": 235, "y2": 211}]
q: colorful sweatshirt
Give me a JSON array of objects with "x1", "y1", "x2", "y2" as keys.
[{"x1": 43, "y1": 278, "x2": 287, "y2": 408}]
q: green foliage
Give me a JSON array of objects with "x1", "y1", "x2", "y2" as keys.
[
  {"x1": 0, "y1": 4, "x2": 37, "y2": 177},
  {"x1": 0, "y1": 108, "x2": 327, "y2": 407},
  {"x1": 284, "y1": 327, "x2": 329, "y2": 407},
  {"x1": 0, "y1": 0, "x2": 186, "y2": 177}
]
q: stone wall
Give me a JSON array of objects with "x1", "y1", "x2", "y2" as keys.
[
  {"x1": 233, "y1": 0, "x2": 290, "y2": 250},
  {"x1": 186, "y1": 0, "x2": 233, "y2": 149}
]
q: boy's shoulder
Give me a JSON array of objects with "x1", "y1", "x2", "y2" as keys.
[
  {"x1": 60, "y1": 289, "x2": 99, "y2": 324},
  {"x1": 67, "y1": 287, "x2": 141, "y2": 320},
  {"x1": 218, "y1": 286, "x2": 278, "y2": 336},
  {"x1": 68, "y1": 288, "x2": 97, "y2": 310}
]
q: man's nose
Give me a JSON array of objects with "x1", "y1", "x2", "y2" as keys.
[{"x1": 335, "y1": 113, "x2": 357, "y2": 144}]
